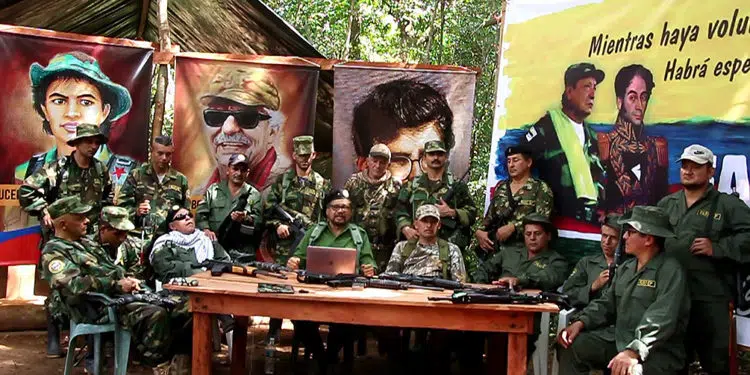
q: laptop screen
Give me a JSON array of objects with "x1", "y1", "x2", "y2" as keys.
[{"x1": 305, "y1": 246, "x2": 357, "y2": 275}]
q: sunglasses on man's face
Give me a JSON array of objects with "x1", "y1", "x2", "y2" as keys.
[
  {"x1": 172, "y1": 212, "x2": 193, "y2": 222},
  {"x1": 203, "y1": 109, "x2": 271, "y2": 129}
]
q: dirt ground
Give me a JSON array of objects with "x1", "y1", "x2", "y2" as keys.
[{"x1": 1, "y1": 319, "x2": 748, "y2": 375}]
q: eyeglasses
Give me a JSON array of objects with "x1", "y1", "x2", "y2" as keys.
[
  {"x1": 389, "y1": 155, "x2": 424, "y2": 181},
  {"x1": 203, "y1": 109, "x2": 271, "y2": 129},
  {"x1": 172, "y1": 212, "x2": 193, "y2": 222},
  {"x1": 328, "y1": 204, "x2": 352, "y2": 211}
]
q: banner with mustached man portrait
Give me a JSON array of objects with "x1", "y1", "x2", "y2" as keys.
[
  {"x1": 173, "y1": 53, "x2": 319, "y2": 205},
  {"x1": 0, "y1": 25, "x2": 154, "y2": 265}
]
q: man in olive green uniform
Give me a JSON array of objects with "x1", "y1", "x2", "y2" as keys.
[
  {"x1": 265, "y1": 135, "x2": 330, "y2": 264},
  {"x1": 287, "y1": 190, "x2": 376, "y2": 374},
  {"x1": 476, "y1": 145, "x2": 553, "y2": 257},
  {"x1": 344, "y1": 144, "x2": 402, "y2": 270},
  {"x1": 395, "y1": 140, "x2": 478, "y2": 276},
  {"x1": 561, "y1": 213, "x2": 621, "y2": 343},
  {"x1": 558, "y1": 206, "x2": 690, "y2": 375},
  {"x1": 657, "y1": 144, "x2": 750, "y2": 374},
  {"x1": 473, "y1": 213, "x2": 568, "y2": 290},
  {"x1": 120, "y1": 135, "x2": 190, "y2": 238},
  {"x1": 18, "y1": 123, "x2": 114, "y2": 357},
  {"x1": 41, "y1": 196, "x2": 191, "y2": 374},
  {"x1": 196, "y1": 153, "x2": 262, "y2": 258}
]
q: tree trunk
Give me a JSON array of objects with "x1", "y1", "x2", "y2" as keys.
[
  {"x1": 437, "y1": 0, "x2": 447, "y2": 64},
  {"x1": 344, "y1": 0, "x2": 361, "y2": 60},
  {"x1": 422, "y1": 0, "x2": 442, "y2": 63},
  {"x1": 151, "y1": 0, "x2": 171, "y2": 140}
]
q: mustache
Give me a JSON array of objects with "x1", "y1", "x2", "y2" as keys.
[{"x1": 213, "y1": 132, "x2": 255, "y2": 147}]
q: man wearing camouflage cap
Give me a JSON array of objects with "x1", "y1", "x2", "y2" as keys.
[
  {"x1": 344, "y1": 143, "x2": 402, "y2": 270},
  {"x1": 198, "y1": 68, "x2": 291, "y2": 192},
  {"x1": 93, "y1": 206, "x2": 146, "y2": 279},
  {"x1": 41, "y1": 196, "x2": 191, "y2": 374},
  {"x1": 558, "y1": 206, "x2": 690, "y2": 375},
  {"x1": 196, "y1": 153, "x2": 263, "y2": 257},
  {"x1": 476, "y1": 144, "x2": 553, "y2": 258},
  {"x1": 657, "y1": 144, "x2": 750, "y2": 374},
  {"x1": 395, "y1": 140, "x2": 478, "y2": 276}
]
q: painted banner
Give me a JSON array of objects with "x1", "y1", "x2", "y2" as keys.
[
  {"x1": 332, "y1": 63, "x2": 477, "y2": 188},
  {"x1": 0, "y1": 25, "x2": 154, "y2": 266},
  {"x1": 486, "y1": 1, "x2": 750, "y2": 257},
  {"x1": 173, "y1": 53, "x2": 319, "y2": 204}
]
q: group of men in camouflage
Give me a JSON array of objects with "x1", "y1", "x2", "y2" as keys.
[{"x1": 17, "y1": 114, "x2": 750, "y2": 375}]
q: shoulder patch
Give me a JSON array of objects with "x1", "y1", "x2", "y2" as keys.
[
  {"x1": 525, "y1": 126, "x2": 538, "y2": 142},
  {"x1": 48, "y1": 259, "x2": 65, "y2": 274}
]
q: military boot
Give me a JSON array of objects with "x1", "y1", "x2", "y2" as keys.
[{"x1": 46, "y1": 314, "x2": 63, "y2": 358}]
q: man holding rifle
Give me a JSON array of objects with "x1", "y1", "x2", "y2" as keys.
[
  {"x1": 196, "y1": 153, "x2": 262, "y2": 258},
  {"x1": 475, "y1": 145, "x2": 553, "y2": 257},
  {"x1": 395, "y1": 140, "x2": 478, "y2": 274}
]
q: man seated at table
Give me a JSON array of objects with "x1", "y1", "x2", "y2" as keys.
[
  {"x1": 557, "y1": 206, "x2": 690, "y2": 375},
  {"x1": 286, "y1": 189, "x2": 377, "y2": 374},
  {"x1": 381, "y1": 204, "x2": 469, "y2": 374},
  {"x1": 472, "y1": 213, "x2": 569, "y2": 371},
  {"x1": 41, "y1": 196, "x2": 192, "y2": 375}
]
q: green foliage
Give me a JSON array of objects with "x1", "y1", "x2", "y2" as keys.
[{"x1": 265, "y1": 0, "x2": 502, "y2": 209}]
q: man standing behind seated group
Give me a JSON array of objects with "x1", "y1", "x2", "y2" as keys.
[{"x1": 558, "y1": 206, "x2": 690, "y2": 375}]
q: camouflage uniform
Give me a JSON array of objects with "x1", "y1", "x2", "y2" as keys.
[
  {"x1": 264, "y1": 136, "x2": 330, "y2": 264},
  {"x1": 119, "y1": 162, "x2": 190, "y2": 236},
  {"x1": 482, "y1": 177, "x2": 553, "y2": 247},
  {"x1": 196, "y1": 180, "x2": 262, "y2": 255},
  {"x1": 41, "y1": 197, "x2": 190, "y2": 367},
  {"x1": 386, "y1": 240, "x2": 466, "y2": 282},
  {"x1": 114, "y1": 235, "x2": 146, "y2": 279},
  {"x1": 394, "y1": 165, "x2": 478, "y2": 276},
  {"x1": 150, "y1": 236, "x2": 230, "y2": 283},
  {"x1": 344, "y1": 170, "x2": 401, "y2": 271}
]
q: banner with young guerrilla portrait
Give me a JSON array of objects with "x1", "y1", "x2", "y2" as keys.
[
  {"x1": 331, "y1": 63, "x2": 478, "y2": 188},
  {"x1": 172, "y1": 53, "x2": 320, "y2": 207},
  {"x1": 486, "y1": 0, "x2": 750, "y2": 261},
  {"x1": 0, "y1": 25, "x2": 154, "y2": 265}
]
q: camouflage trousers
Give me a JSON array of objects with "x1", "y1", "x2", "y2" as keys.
[
  {"x1": 118, "y1": 294, "x2": 191, "y2": 366},
  {"x1": 45, "y1": 290, "x2": 67, "y2": 322}
]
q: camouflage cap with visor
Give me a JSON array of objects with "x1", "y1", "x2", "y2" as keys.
[
  {"x1": 48, "y1": 196, "x2": 92, "y2": 220},
  {"x1": 66, "y1": 123, "x2": 108, "y2": 146},
  {"x1": 293, "y1": 135, "x2": 314, "y2": 155},
  {"x1": 200, "y1": 68, "x2": 280, "y2": 111},
  {"x1": 423, "y1": 140, "x2": 447, "y2": 153},
  {"x1": 100, "y1": 206, "x2": 135, "y2": 231},
  {"x1": 416, "y1": 204, "x2": 440, "y2": 221}
]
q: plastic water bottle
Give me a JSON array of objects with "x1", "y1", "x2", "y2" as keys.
[{"x1": 264, "y1": 336, "x2": 276, "y2": 374}]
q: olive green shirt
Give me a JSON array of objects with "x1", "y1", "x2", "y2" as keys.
[
  {"x1": 658, "y1": 185, "x2": 750, "y2": 301},
  {"x1": 562, "y1": 253, "x2": 610, "y2": 308},
  {"x1": 472, "y1": 244, "x2": 568, "y2": 291},
  {"x1": 576, "y1": 253, "x2": 690, "y2": 370},
  {"x1": 292, "y1": 222, "x2": 376, "y2": 272}
]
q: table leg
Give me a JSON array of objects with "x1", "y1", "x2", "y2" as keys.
[
  {"x1": 231, "y1": 316, "x2": 249, "y2": 375},
  {"x1": 193, "y1": 312, "x2": 212, "y2": 375},
  {"x1": 507, "y1": 332, "x2": 528, "y2": 374}
]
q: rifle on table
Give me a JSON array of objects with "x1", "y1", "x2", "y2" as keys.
[
  {"x1": 108, "y1": 290, "x2": 179, "y2": 309},
  {"x1": 217, "y1": 191, "x2": 255, "y2": 250},
  {"x1": 295, "y1": 271, "x2": 359, "y2": 284},
  {"x1": 428, "y1": 288, "x2": 571, "y2": 309},
  {"x1": 273, "y1": 204, "x2": 307, "y2": 251},
  {"x1": 197, "y1": 259, "x2": 287, "y2": 279},
  {"x1": 378, "y1": 273, "x2": 464, "y2": 290},
  {"x1": 327, "y1": 277, "x2": 444, "y2": 291},
  {"x1": 249, "y1": 261, "x2": 293, "y2": 274}
]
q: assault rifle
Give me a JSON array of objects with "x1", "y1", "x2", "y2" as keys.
[
  {"x1": 378, "y1": 274, "x2": 463, "y2": 290},
  {"x1": 197, "y1": 259, "x2": 287, "y2": 279},
  {"x1": 295, "y1": 271, "x2": 358, "y2": 284},
  {"x1": 249, "y1": 261, "x2": 293, "y2": 274},
  {"x1": 108, "y1": 290, "x2": 179, "y2": 309},
  {"x1": 273, "y1": 204, "x2": 307, "y2": 251},
  {"x1": 608, "y1": 233, "x2": 624, "y2": 286},
  {"x1": 437, "y1": 170, "x2": 471, "y2": 231},
  {"x1": 217, "y1": 191, "x2": 255, "y2": 250},
  {"x1": 429, "y1": 289, "x2": 571, "y2": 309},
  {"x1": 327, "y1": 277, "x2": 443, "y2": 291}
]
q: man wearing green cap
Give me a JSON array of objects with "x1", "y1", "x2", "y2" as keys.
[
  {"x1": 657, "y1": 144, "x2": 750, "y2": 374},
  {"x1": 520, "y1": 62, "x2": 605, "y2": 224},
  {"x1": 120, "y1": 135, "x2": 190, "y2": 239},
  {"x1": 41, "y1": 196, "x2": 191, "y2": 374},
  {"x1": 264, "y1": 135, "x2": 330, "y2": 264},
  {"x1": 558, "y1": 206, "x2": 690, "y2": 375},
  {"x1": 395, "y1": 139, "x2": 479, "y2": 276},
  {"x1": 344, "y1": 143, "x2": 402, "y2": 270},
  {"x1": 92, "y1": 206, "x2": 146, "y2": 279},
  {"x1": 196, "y1": 153, "x2": 263, "y2": 257},
  {"x1": 197, "y1": 68, "x2": 291, "y2": 192},
  {"x1": 476, "y1": 144, "x2": 553, "y2": 258}
]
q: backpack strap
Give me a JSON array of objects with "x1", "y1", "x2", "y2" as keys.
[
  {"x1": 309, "y1": 222, "x2": 327, "y2": 243},
  {"x1": 437, "y1": 238, "x2": 450, "y2": 280},
  {"x1": 401, "y1": 239, "x2": 419, "y2": 262}
]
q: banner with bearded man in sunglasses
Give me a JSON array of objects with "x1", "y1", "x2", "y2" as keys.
[{"x1": 172, "y1": 55, "x2": 319, "y2": 197}]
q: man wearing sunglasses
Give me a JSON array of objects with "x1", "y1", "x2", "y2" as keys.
[
  {"x1": 394, "y1": 140, "x2": 479, "y2": 276},
  {"x1": 198, "y1": 68, "x2": 291, "y2": 192}
]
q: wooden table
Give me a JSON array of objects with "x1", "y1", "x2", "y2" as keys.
[{"x1": 166, "y1": 271, "x2": 559, "y2": 375}]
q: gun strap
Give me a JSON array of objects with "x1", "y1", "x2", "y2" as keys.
[
  {"x1": 505, "y1": 180, "x2": 518, "y2": 212},
  {"x1": 402, "y1": 238, "x2": 450, "y2": 279}
]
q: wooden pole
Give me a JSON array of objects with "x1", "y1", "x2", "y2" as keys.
[{"x1": 151, "y1": 0, "x2": 171, "y2": 140}]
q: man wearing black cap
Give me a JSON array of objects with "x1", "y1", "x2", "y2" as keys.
[
  {"x1": 520, "y1": 62, "x2": 606, "y2": 224},
  {"x1": 286, "y1": 189, "x2": 376, "y2": 374},
  {"x1": 196, "y1": 153, "x2": 262, "y2": 257},
  {"x1": 558, "y1": 206, "x2": 690, "y2": 375},
  {"x1": 476, "y1": 145, "x2": 553, "y2": 257}
]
